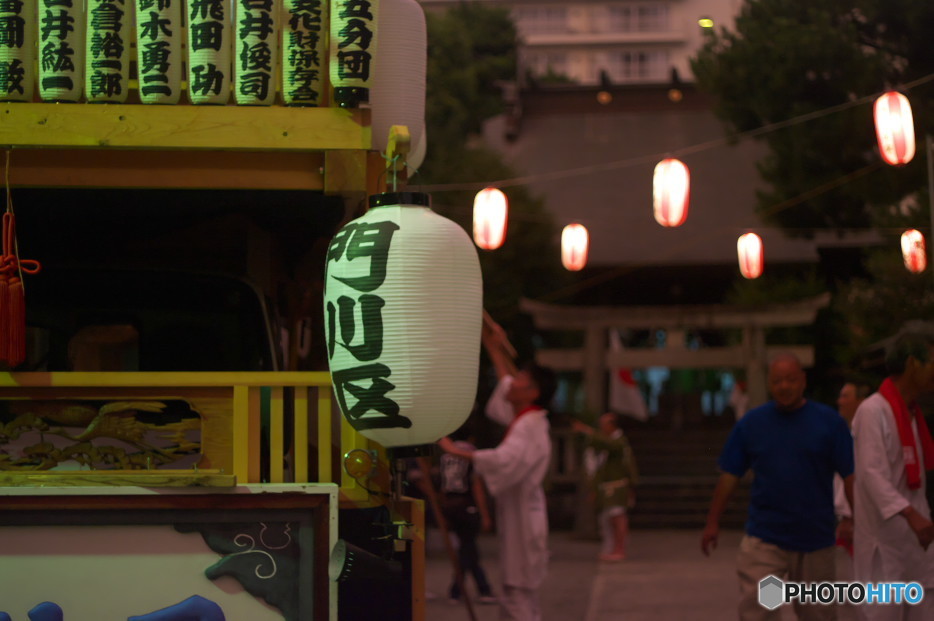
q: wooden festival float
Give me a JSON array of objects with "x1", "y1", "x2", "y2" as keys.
[{"x1": 0, "y1": 1, "x2": 438, "y2": 619}]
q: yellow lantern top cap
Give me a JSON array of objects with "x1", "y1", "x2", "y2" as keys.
[{"x1": 369, "y1": 191, "x2": 432, "y2": 209}]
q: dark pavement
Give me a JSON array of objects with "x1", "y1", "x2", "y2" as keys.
[{"x1": 425, "y1": 528, "x2": 859, "y2": 621}]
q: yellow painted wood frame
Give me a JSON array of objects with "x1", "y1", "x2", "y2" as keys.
[{"x1": 0, "y1": 371, "x2": 377, "y2": 503}]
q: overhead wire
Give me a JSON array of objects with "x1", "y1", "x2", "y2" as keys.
[
  {"x1": 418, "y1": 71, "x2": 934, "y2": 193},
  {"x1": 419, "y1": 71, "x2": 934, "y2": 302}
]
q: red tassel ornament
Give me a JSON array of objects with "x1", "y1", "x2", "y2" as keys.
[{"x1": 1, "y1": 211, "x2": 40, "y2": 368}]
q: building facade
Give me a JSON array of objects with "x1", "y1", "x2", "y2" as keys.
[{"x1": 420, "y1": 0, "x2": 744, "y2": 86}]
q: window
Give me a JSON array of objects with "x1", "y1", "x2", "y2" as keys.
[
  {"x1": 526, "y1": 51, "x2": 569, "y2": 78},
  {"x1": 608, "y1": 2, "x2": 670, "y2": 33},
  {"x1": 605, "y1": 49, "x2": 669, "y2": 82},
  {"x1": 514, "y1": 6, "x2": 569, "y2": 35}
]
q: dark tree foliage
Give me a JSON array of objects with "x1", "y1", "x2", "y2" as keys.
[
  {"x1": 416, "y1": 2, "x2": 565, "y2": 361},
  {"x1": 422, "y1": 3, "x2": 518, "y2": 157},
  {"x1": 691, "y1": 0, "x2": 934, "y2": 236},
  {"x1": 691, "y1": 1, "x2": 934, "y2": 376}
]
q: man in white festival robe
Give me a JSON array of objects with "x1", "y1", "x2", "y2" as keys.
[
  {"x1": 853, "y1": 327, "x2": 934, "y2": 621},
  {"x1": 439, "y1": 320, "x2": 555, "y2": 621}
]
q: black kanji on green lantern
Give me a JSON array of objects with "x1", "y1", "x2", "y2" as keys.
[
  {"x1": 326, "y1": 218, "x2": 410, "y2": 432},
  {"x1": 0, "y1": 5, "x2": 25, "y2": 49},
  {"x1": 327, "y1": 294, "x2": 385, "y2": 362},
  {"x1": 40, "y1": 7, "x2": 75, "y2": 41},
  {"x1": 0, "y1": 59, "x2": 24, "y2": 94},
  {"x1": 327, "y1": 221, "x2": 399, "y2": 293},
  {"x1": 190, "y1": 63, "x2": 224, "y2": 95},
  {"x1": 332, "y1": 364, "x2": 411, "y2": 431},
  {"x1": 284, "y1": 0, "x2": 324, "y2": 104},
  {"x1": 189, "y1": 0, "x2": 224, "y2": 21}
]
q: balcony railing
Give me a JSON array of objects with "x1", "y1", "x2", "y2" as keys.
[{"x1": 0, "y1": 371, "x2": 373, "y2": 501}]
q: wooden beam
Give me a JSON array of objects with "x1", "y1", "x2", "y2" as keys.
[
  {"x1": 0, "y1": 471, "x2": 235, "y2": 487},
  {"x1": 324, "y1": 149, "x2": 369, "y2": 196},
  {"x1": 7, "y1": 148, "x2": 325, "y2": 190},
  {"x1": 0, "y1": 371, "x2": 332, "y2": 388},
  {"x1": 520, "y1": 293, "x2": 831, "y2": 330},
  {"x1": 0, "y1": 103, "x2": 370, "y2": 151},
  {"x1": 535, "y1": 345, "x2": 815, "y2": 372}
]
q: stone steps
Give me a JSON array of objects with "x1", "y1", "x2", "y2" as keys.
[
  {"x1": 628, "y1": 475, "x2": 750, "y2": 529},
  {"x1": 548, "y1": 423, "x2": 750, "y2": 530}
]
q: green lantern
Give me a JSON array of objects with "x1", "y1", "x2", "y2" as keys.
[
  {"x1": 235, "y1": 0, "x2": 279, "y2": 105},
  {"x1": 0, "y1": 0, "x2": 35, "y2": 102},
  {"x1": 323, "y1": 192, "x2": 482, "y2": 449},
  {"x1": 135, "y1": 0, "x2": 182, "y2": 104},
  {"x1": 85, "y1": 0, "x2": 130, "y2": 103},
  {"x1": 328, "y1": 0, "x2": 378, "y2": 108},
  {"x1": 187, "y1": 0, "x2": 232, "y2": 104},
  {"x1": 39, "y1": 0, "x2": 85, "y2": 102},
  {"x1": 282, "y1": 0, "x2": 327, "y2": 106}
]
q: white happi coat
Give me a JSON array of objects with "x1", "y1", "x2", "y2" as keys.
[
  {"x1": 473, "y1": 376, "x2": 551, "y2": 590},
  {"x1": 852, "y1": 392, "x2": 934, "y2": 618},
  {"x1": 834, "y1": 425, "x2": 854, "y2": 519}
]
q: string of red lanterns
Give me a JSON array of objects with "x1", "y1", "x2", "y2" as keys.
[
  {"x1": 873, "y1": 90, "x2": 930, "y2": 274},
  {"x1": 464, "y1": 87, "x2": 926, "y2": 279}
]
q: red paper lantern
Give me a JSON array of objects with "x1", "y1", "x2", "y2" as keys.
[
  {"x1": 874, "y1": 91, "x2": 915, "y2": 166},
  {"x1": 473, "y1": 187, "x2": 508, "y2": 250},
  {"x1": 737, "y1": 232, "x2": 764, "y2": 279},
  {"x1": 653, "y1": 158, "x2": 690, "y2": 227},
  {"x1": 561, "y1": 223, "x2": 589, "y2": 271},
  {"x1": 901, "y1": 229, "x2": 926, "y2": 273}
]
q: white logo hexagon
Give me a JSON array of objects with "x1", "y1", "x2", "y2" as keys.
[{"x1": 758, "y1": 575, "x2": 784, "y2": 610}]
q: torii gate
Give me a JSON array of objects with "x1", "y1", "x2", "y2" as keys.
[{"x1": 520, "y1": 293, "x2": 831, "y2": 415}]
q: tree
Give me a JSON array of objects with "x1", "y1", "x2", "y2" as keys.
[
  {"x1": 691, "y1": 0, "x2": 934, "y2": 235},
  {"x1": 416, "y1": 2, "x2": 566, "y2": 360},
  {"x1": 692, "y1": 1, "x2": 934, "y2": 377},
  {"x1": 421, "y1": 3, "x2": 518, "y2": 160},
  {"x1": 832, "y1": 245, "x2": 934, "y2": 364}
]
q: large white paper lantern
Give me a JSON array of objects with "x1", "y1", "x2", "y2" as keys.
[
  {"x1": 371, "y1": 0, "x2": 426, "y2": 167},
  {"x1": 737, "y1": 232, "x2": 764, "y2": 279},
  {"x1": 0, "y1": 0, "x2": 35, "y2": 101},
  {"x1": 562, "y1": 223, "x2": 589, "y2": 271},
  {"x1": 473, "y1": 187, "x2": 508, "y2": 250},
  {"x1": 407, "y1": 127, "x2": 427, "y2": 175},
  {"x1": 653, "y1": 158, "x2": 690, "y2": 227},
  {"x1": 874, "y1": 91, "x2": 915, "y2": 166},
  {"x1": 324, "y1": 192, "x2": 482, "y2": 449},
  {"x1": 39, "y1": 0, "x2": 85, "y2": 102},
  {"x1": 901, "y1": 229, "x2": 926, "y2": 273}
]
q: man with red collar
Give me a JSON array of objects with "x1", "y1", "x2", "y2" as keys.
[
  {"x1": 439, "y1": 319, "x2": 556, "y2": 621},
  {"x1": 853, "y1": 326, "x2": 934, "y2": 620}
]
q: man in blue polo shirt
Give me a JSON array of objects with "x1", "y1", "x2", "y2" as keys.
[{"x1": 701, "y1": 353, "x2": 854, "y2": 620}]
